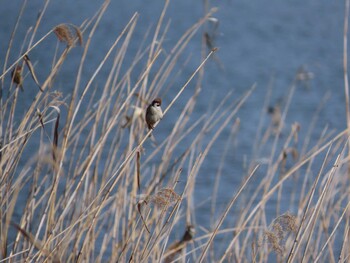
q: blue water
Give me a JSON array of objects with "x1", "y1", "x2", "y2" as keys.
[{"x1": 0, "y1": 0, "x2": 346, "y2": 260}]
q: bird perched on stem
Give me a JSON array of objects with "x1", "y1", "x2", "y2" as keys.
[
  {"x1": 145, "y1": 98, "x2": 163, "y2": 130},
  {"x1": 11, "y1": 65, "x2": 24, "y2": 92}
]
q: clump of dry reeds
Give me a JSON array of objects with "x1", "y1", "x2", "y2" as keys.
[{"x1": 1, "y1": 0, "x2": 350, "y2": 262}]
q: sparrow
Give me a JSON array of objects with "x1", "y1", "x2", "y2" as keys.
[
  {"x1": 145, "y1": 98, "x2": 163, "y2": 130},
  {"x1": 11, "y1": 65, "x2": 24, "y2": 92}
]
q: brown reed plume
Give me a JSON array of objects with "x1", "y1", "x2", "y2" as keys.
[
  {"x1": 146, "y1": 188, "x2": 181, "y2": 208},
  {"x1": 263, "y1": 212, "x2": 298, "y2": 255},
  {"x1": 54, "y1": 23, "x2": 83, "y2": 47}
]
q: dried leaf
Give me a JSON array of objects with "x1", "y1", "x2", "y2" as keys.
[
  {"x1": 137, "y1": 201, "x2": 150, "y2": 233},
  {"x1": 23, "y1": 54, "x2": 43, "y2": 92},
  {"x1": 204, "y1": 32, "x2": 214, "y2": 50},
  {"x1": 70, "y1": 24, "x2": 83, "y2": 46},
  {"x1": 50, "y1": 106, "x2": 61, "y2": 162},
  {"x1": 11, "y1": 222, "x2": 50, "y2": 256},
  {"x1": 136, "y1": 151, "x2": 141, "y2": 190}
]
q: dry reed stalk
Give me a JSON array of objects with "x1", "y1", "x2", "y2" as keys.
[
  {"x1": 140, "y1": 0, "x2": 169, "y2": 99},
  {"x1": 146, "y1": 8, "x2": 218, "y2": 100}
]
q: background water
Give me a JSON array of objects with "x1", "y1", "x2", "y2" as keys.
[{"x1": 0, "y1": 0, "x2": 346, "y2": 259}]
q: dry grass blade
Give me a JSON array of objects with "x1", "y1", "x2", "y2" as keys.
[
  {"x1": 0, "y1": 140, "x2": 2, "y2": 164},
  {"x1": 23, "y1": 54, "x2": 43, "y2": 92},
  {"x1": 137, "y1": 201, "x2": 151, "y2": 234},
  {"x1": 163, "y1": 48, "x2": 217, "y2": 116}
]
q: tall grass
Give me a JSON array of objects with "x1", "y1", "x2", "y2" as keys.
[{"x1": 1, "y1": 1, "x2": 350, "y2": 262}]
